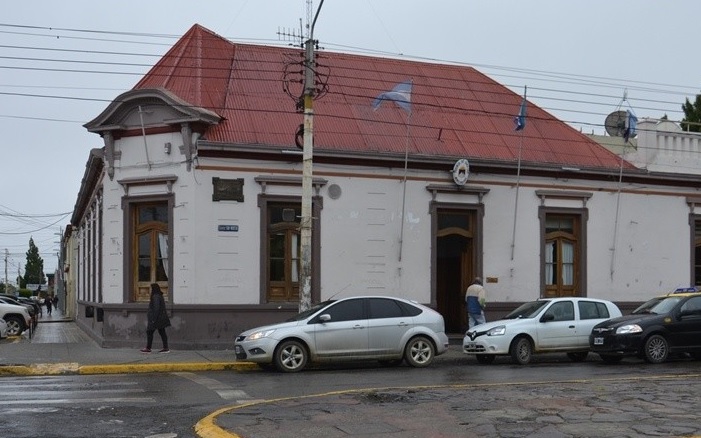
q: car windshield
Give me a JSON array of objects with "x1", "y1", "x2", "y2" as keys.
[
  {"x1": 632, "y1": 296, "x2": 682, "y2": 315},
  {"x1": 286, "y1": 300, "x2": 335, "y2": 322},
  {"x1": 504, "y1": 300, "x2": 549, "y2": 319}
]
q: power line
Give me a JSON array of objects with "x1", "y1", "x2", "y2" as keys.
[{"x1": 0, "y1": 22, "x2": 698, "y2": 154}]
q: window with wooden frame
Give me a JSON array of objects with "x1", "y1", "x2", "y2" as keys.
[
  {"x1": 258, "y1": 192, "x2": 321, "y2": 304},
  {"x1": 267, "y1": 203, "x2": 301, "y2": 302},
  {"x1": 543, "y1": 214, "x2": 581, "y2": 297},
  {"x1": 132, "y1": 202, "x2": 169, "y2": 302}
]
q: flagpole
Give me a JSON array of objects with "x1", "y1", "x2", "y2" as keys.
[
  {"x1": 610, "y1": 142, "x2": 627, "y2": 280},
  {"x1": 611, "y1": 105, "x2": 636, "y2": 279},
  {"x1": 370, "y1": 79, "x2": 413, "y2": 264},
  {"x1": 510, "y1": 86, "x2": 527, "y2": 261},
  {"x1": 609, "y1": 159, "x2": 623, "y2": 280},
  {"x1": 510, "y1": 135, "x2": 524, "y2": 261},
  {"x1": 398, "y1": 111, "x2": 412, "y2": 262}
]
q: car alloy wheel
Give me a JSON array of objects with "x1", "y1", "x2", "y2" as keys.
[
  {"x1": 643, "y1": 334, "x2": 669, "y2": 364},
  {"x1": 274, "y1": 339, "x2": 308, "y2": 373},
  {"x1": 404, "y1": 336, "x2": 435, "y2": 367},
  {"x1": 510, "y1": 336, "x2": 533, "y2": 365},
  {"x1": 4, "y1": 316, "x2": 23, "y2": 336}
]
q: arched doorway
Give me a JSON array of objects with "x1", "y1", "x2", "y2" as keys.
[{"x1": 434, "y1": 207, "x2": 479, "y2": 334}]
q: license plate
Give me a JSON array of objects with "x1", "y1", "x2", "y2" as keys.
[
  {"x1": 593, "y1": 337, "x2": 604, "y2": 345},
  {"x1": 465, "y1": 342, "x2": 477, "y2": 349},
  {"x1": 235, "y1": 345, "x2": 242, "y2": 353}
]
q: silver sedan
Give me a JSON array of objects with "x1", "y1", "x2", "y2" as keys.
[{"x1": 235, "y1": 296, "x2": 450, "y2": 372}]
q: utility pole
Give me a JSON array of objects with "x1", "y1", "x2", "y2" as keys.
[{"x1": 299, "y1": 0, "x2": 324, "y2": 312}]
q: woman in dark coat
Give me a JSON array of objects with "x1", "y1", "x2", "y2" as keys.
[{"x1": 141, "y1": 283, "x2": 171, "y2": 353}]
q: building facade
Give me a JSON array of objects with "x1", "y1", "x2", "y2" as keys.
[{"x1": 66, "y1": 25, "x2": 701, "y2": 348}]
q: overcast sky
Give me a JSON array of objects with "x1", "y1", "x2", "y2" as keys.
[{"x1": 1, "y1": 0, "x2": 699, "y2": 279}]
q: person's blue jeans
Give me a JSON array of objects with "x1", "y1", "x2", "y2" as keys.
[{"x1": 468, "y1": 311, "x2": 485, "y2": 329}]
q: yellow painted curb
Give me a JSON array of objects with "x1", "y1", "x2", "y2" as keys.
[
  {"x1": 195, "y1": 405, "x2": 243, "y2": 438},
  {"x1": 0, "y1": 362, "x2": 81, "y2": 376}
]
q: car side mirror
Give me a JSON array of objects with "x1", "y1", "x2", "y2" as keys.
[
  {"x1": 540, "y1": 313, "x2": 555, "y2": 323},
  {"x1": 318, "y1": 314, "x2": 331, "y2": 323}
]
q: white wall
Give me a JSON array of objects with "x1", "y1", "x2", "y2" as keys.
[{"x1": 100, "y1": 132, "x2": 700, "y2": 306}]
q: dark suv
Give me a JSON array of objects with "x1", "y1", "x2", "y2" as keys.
[{"x1": 590, "y1": 291, "x2": 701, "y2": 364}]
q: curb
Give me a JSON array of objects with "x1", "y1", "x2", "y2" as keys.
[{"x1": 0, "y1": 361, "x2": 259, "y2": 376}]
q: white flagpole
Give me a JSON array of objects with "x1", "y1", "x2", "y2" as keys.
[
  {"x1": 510, "y1": 86, "x2": 526, "y2": 261},
  {"x1": 510, "y1": 135, "x2": 524, "y2": 261},
  {"x1": 610, "y1": 95, "x2": 634, "y2": 280},
  {"x1": 610, "y1": 142, "x2": 627, "y2": 279},
  {"x1": 371, "y1": 79, "x2": 412, "y2": 264},
  {"x1": 398, "y1": 111, "x2": 412, "y2": 262}
]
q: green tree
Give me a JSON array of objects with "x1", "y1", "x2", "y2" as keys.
[
  {"x1": 681, "y1": 94, "x2": 701, "y2": 132},
  {"x1": 22, "y1": 237, "x2": 45, "y2": 287}
]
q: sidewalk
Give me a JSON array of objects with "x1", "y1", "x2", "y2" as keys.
[{"x1": 0, "y1": 308, "x2": 256, "y2": 376}]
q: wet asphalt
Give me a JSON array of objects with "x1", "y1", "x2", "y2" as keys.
[{"x1": 4, "y1": 312, "x2": 701, "y2": 438}]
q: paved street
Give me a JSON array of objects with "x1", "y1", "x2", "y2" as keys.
[
  {"x1": 4, "y1": 314, "x2": 701, "y2": 438},
  {"x1": 203, "y1": 371, "x2": 701, "y2": 438}
]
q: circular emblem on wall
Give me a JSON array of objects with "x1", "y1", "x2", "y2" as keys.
[
  {"x1": 328, "y1": 184, "x2": 342, "y2": 200},
  {"x1": 452, "y1": 158, "x2": 470, "y2": 186}
]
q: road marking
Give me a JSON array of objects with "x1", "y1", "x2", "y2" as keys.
[
  {"x1": 173, "y1": 372, "x2": 254, "y2": 402},
  {"x1": 0, "y1": 376, "x2": 154, "y2": 408},
  {"x1": 1, "y1": 397, "x2": 155, "y2": 405}
]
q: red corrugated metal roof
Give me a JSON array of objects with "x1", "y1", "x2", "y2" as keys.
[{"x1": 135, "y1": 24, "x2": 629, "y2": 170}]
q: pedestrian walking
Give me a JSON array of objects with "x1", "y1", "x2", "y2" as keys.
[
  {"x1": 45, "y1": 295, "x2": 52, "y2": 315},
  {"x1": 465, "y1": 277, "x2": 486, "y2": 329},
  {"x1": 52, "y1": 295, "x2": 58, "y2": 311},
  {"x1": 141, "y1": 283, "x2": 171, "y2": 353}
]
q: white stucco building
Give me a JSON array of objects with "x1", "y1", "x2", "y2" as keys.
[{"x1": 65, "y1": 25, "x2": 701, "y2": 348}]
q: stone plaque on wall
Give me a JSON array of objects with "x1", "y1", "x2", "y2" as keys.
[{"x1": 212, "y1": 177, "x2": 244, "y2": 202}]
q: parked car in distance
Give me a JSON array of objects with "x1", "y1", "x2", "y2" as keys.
[
  {"x1": 590, "y1": 291, "x2": 701, "y2": 364},
  {"x1": 0, "y1": 301, "x2": 32, "y2": 336},
  {"x1": 0, "y1": 295, "x2": 36, "y2": 317},
  {"x1": 235, "y1": 296, "x2": 450, "y2": 372},
  {"x1": 0, "y1": 318, "x2": 7, "y2": 339},
  {"x1": 0, "y1": 295, "x2": 39, "y2": 329},
  {"x1": 13, "y1": 295, "x2": 42, "y2": 317},
  {"x1": 463, "y1": 297, "x2": 622, "y2": 365},
  {"x1": 0, "y1": 295, "x2": 39, "y2": 327}
]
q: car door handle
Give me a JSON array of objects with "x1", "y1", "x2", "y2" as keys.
[
  {"x1": 569, "y1": 325, "x2": 575, "y2": 329},
  {"x1": 353, "y1": 325, "x2": 365, "y2": 329}
]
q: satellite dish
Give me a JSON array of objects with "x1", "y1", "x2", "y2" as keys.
[{"x1": 604, "y1": 110, "x2": 628, "y2": 137}]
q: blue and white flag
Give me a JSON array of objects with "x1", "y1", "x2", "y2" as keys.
[
  {"x1": 372, "y1": 80, "x2": 412, "y2": 114},
  {"x1": 514, "y1": 88, "x2": 527, "y2": 131},
  {"x1": 623, "y1": 110, "x2": 638, "y2": 142}
]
